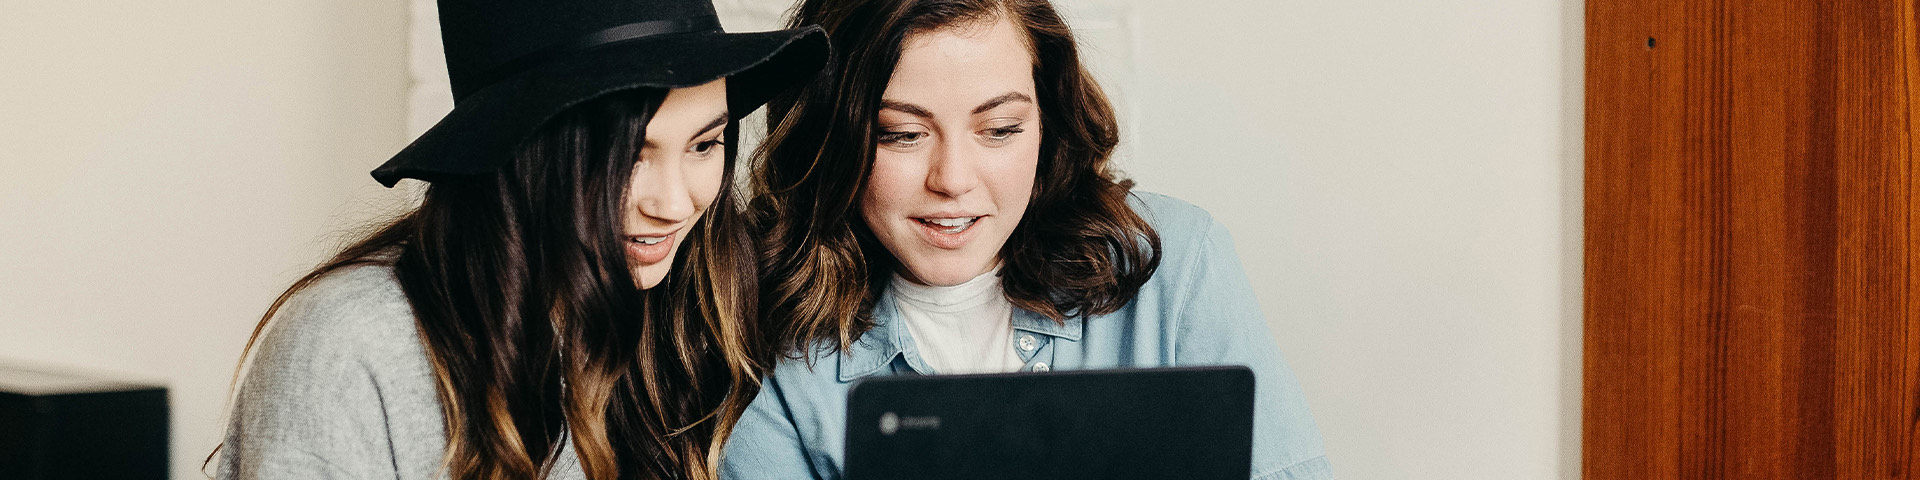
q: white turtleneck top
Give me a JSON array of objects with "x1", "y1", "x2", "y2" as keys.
[{"x1": 890, "y1": 269, "x2": 1025, "y2": 374}]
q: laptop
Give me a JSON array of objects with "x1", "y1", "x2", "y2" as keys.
[{"x1": 844, "y1": 365, "x2": 1256, "y2": 480}]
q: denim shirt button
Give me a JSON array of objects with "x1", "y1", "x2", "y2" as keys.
[
  {"x1": 1017, "y1": 334, "x2": 1037, "y2": 352},
  {"x1": 1031, "y1": 362, "x2": 1050, "y2": 372}
]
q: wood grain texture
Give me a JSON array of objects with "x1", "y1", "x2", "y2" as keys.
[{"x1": 1584, "y1": 0, "x2": 1920, "y2": 478}]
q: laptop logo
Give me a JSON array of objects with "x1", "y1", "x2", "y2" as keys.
[{"x1": 878, "y1": 412, "x2": 941, "y2": 435}]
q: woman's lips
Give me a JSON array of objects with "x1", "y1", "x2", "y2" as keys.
[
  {"x1": 913, "y1": 216, "x2": 981, "y2": 250},
  {"x1": 625, "y1": 229, "x2": 677, "y2": 265}
]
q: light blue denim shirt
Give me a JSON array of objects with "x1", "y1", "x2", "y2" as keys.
[{"x1": 721, "y1": 192, "x2": 1333, "y2": 480}]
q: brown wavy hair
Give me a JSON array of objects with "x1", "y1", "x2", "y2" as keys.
[
  {"x1": 217, "y1": 88, "x2": 759, "y2": 479},
  {"x1": 749, "y1": 0, "x2": 1161, "y2": 355}
]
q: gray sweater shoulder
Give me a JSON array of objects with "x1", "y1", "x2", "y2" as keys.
[
  {"x1": 217, "y1": 264, "x2": 447, "y2": 480},
  {"x1": 270, "y1": 265, "x2": 421, "y2": 361}
]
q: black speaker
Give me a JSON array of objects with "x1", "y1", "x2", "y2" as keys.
[{"x1": 0, "y1": 363, "x2": 169, "y2": 480}]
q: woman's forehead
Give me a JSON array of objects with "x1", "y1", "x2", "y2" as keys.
[
  {"x1": 645, "y1": 80, "x2": 729, "y2": 146},
  {"x1": 885, "y1": 17, "x2": 1036, "y2": 114}
]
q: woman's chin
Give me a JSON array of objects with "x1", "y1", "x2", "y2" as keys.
[
  {"x1": 632, "y1": 268, "x2": 667, "y2": 290},
  {"x1": 900, "y1": 261, "x2": 993, "y2": 287}
]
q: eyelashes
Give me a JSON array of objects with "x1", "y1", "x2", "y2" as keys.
[
  {"x1": 982, "y1": 126, "x2": 1023, "y2": 145},
  {"x1": 873, "y1": 124, "x2": 1027, "y2": 148},
  {"x1": 689, "y1": 138, "x2": 726, "y2": 158},
  {"x1": 876, "y1": 131, "x2": 928, "y2": 147}
]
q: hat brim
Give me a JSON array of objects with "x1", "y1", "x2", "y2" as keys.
[{"x1": 372, "y1": 25, "x2": 829, "y2": 187}]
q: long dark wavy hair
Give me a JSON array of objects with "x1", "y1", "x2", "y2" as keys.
[
  {"x1": 749, "y1": 0, "x2": 1161, "y2": 355},
  {"x1": 222, "y1": 88, "x2": 759, "y2": 479}
]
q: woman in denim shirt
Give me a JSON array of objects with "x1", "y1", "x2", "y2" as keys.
[{"x1": 725, "y1": 0, "x2": 1332, "y2": 478}]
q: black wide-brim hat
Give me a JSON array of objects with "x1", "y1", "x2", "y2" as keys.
[{"x1": 372, "y1": 1, "x2": 829, "y2": 187}]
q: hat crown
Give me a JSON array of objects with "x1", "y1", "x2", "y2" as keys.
[{"x1": 437, "y1": 0, "x2": 721, "y2": 101}]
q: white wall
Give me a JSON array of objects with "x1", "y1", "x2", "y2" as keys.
[
  {"x1": 1047, "y1": 1, "x2": 1584, "y2": 479},
  {"x1": 0, "y1": 1, "x2": 411, "y2": 478}
]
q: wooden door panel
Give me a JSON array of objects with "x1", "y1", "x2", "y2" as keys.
[{"x1": 1584, "y1": 0, "x2": 1919, "y2": 478}]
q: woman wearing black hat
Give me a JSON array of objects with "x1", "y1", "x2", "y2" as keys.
[{"x1": 213, "y1": 1, "x2": 826, "y2": 478}]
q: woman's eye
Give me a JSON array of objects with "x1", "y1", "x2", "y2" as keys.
[
  {"x1": 983, "y1": 125, "x2": 1024, "y2": 143},
  {"x1": 877, "y1": 131, "x2": 928, "y2": 146},
  {"x1": 690, "y1": 139, "x2": 725, "y2": 158}
]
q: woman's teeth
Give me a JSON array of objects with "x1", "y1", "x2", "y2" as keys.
[
  {"x1": 631, "y1": 236, "x2": 666, "y2": 245},
  {"x1": 919, "y1": 216, "x2": 979, "y2": 234}
]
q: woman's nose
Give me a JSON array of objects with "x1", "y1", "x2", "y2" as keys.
[
  {"x1": 633, "y1": 154, "x2": 696, "y2": 222},
  {"x1": 924, "y1": 139, "x2": 982, "y2": 196}
]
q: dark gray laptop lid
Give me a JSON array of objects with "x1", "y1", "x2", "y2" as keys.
[{"x1": 845, "y1": 365, "x2": 1256, "y2": 480}]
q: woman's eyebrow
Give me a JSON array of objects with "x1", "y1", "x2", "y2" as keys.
[
  {"x1": 972, "y1": 92, "x2": 1034, "y2": 114},
  {"x1": 692, "y1": 112, "x2": 729, "y2": 138},
  {"x1": 879, "y1": 99, "x2": 934, "y2": 118},
  {"x1": 879, "y1": 93, "x2": 1033, "y2": 119}
]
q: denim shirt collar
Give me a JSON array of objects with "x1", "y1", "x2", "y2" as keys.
[{"x1": 836, "y1": 283, "x2": 1084, "y2": 382}]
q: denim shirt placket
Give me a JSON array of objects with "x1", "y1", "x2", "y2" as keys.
[
  {"x1": 847, "y1": 287, "x2": 1084, "y2": 379},
  {"x1": 1010, "y1": 308, "x2": 1082, "y2": 373}
]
